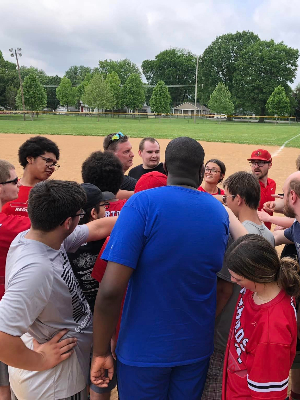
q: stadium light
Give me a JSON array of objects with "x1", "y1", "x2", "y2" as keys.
[{"x1": 10, "y1": 48, "x2": 26, "y2": 120}]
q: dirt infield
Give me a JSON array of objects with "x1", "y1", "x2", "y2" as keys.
[{"x1": 1, "y1": 133, "x2": 299, "y2": 192}]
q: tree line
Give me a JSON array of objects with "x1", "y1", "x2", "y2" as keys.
[{"x1": 1, "y1": 30, "x2": 300, "y2": 119}]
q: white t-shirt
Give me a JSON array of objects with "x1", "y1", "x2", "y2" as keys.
[{"x1": 0, "y1": 225, "x2": 92, "y2": 400}]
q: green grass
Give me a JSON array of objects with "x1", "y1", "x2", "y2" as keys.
[{"x1": 0, "y1": 114, "x2": 300, "y2": 147}]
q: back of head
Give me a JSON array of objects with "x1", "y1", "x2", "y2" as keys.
[
  {"x1": 103, "y1": 132, "x2": 129, "y2": 152},
  {"x1": 139, "y1": 137, "x2": 159, "y2": 151},
  {"x1": 225, "y1": 234, "x2": 300, "y2": 297},
  {"x1": 134, "y1": 171, "x2": 167, "y2": 193},
  {"x1": 223, "y1": 171, "x2": 260, "y2": 210},
  {"x1": 0, "y1": 159, "x2": 15, "y2": 183},
  {"x1": 28, "y1": 180, "x2": 86, "y2": 232},
  {"x1": 165, "y1": 137, "x2": 205, "y2": 177},
  {"x1": 18, "y1": 136, "x2": 60, "y2": 168},
  {"x1": 82, "y1": 151, "x2": 124, "y2": 195}
]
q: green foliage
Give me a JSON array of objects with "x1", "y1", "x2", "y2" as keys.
[
  {"x1": 201, "y1": 31, "x2": 260, "y2": 104},
  {"x1": 294, "y1": 84, "x2": 300, "y2": 120},
  {"x1": 82, "y1": 74, "x2": 115, "y2": 112},
  {"x1": 142, "y1": 48, "x2": 196, "y2": 106},
  {"x1": 19, "y1": 66, "x2": 48, "y2": 85},
  {"x1": 150, "y1": 81, "x2": 171, "y2": 114},
  {"x1": 122, "y1": 73, "x2": 145, "y2": 111},
  {"x1": 233, "y1": 40, "x2": 299, "y2": 117},
  {"x1": 56, "y1": 77, "x2": 76, "y2": 110},
  {"x1": 266, "y1": 85, "x2": 290, "y2": 116},
  {"x1": 65, "y1": 65, "x2": 92, "y2": 85},
  {"x1": 5, "y1": 85, "x2": 17, "y2": 110},
  {"x1": 44, "y1": 75, "x2": 61, "y2": 110},
  {"x1": 208, "y1": 83, "x2": 234, "y2": 115},
  {"x1": 0, "y1": 51, "x2": 19, "y2": 108},
  {"x1": 98, "y1": 59, "x2": 141, "y2": 85},
  {"x1": 106, "y1": 72, "x2": 122, "y2": 109},
  {"x1": 16, "y1": 73, "x2": 47, "y2": 113}
]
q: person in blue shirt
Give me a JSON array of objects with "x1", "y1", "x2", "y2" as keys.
[{"x1": 91, "y1": 137, "x2": 240, "y2": 400}]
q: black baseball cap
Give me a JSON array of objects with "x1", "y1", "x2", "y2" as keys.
[{"x1": 81, "y1": 183, "x2": 115, "y2": 210}]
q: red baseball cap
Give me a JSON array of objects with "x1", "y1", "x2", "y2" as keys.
[
  {"x1": 247, "y1": 149, "x2": 272, "y2": 162},
  {"x1": 134, "y1": 171, "x2": 167, "y2": 193}
]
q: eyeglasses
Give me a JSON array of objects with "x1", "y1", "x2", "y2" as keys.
[
  {"x1": 205, "y1": 167, "x2": 221, "y2": 174},
  {"x1": 59, "y1": 209, "x2": 86, "y2": 225},
  {"x1": 99, "y1": 202, "x2": 110, "y2": 209},
  {"x1": 249, "y1": 161, "x2": 270, "y2": 167},
  {"x1": 0, "y1": 177, "x2": 19, "y2": 185},
  {"x1": 222, "y1": 194, "x2": 236, "y2": 204},
  {"x1": 39, "y1": 156, "x2": 60, "y2": 170}
]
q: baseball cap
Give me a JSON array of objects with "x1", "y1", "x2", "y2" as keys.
[
  {"x1": 81, "y1": 183, "x2": 115, "y2": 210},
  {"x1": 247, "y1": 149, "x2": 272, "y2": 162},
  {"x1": 134, "y1": 171, "x2": 167, "y2": 193}
]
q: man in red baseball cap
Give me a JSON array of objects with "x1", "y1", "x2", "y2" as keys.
[{"x1": 248, "y1": 149, "x2": 276, "y2": 229}]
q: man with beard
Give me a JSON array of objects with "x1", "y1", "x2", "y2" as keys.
[{"x1": 248, "y1": 149, "x2": 276, "y2": 230}]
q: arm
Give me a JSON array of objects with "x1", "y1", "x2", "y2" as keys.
[
  {"x1": 0, "y1": 329, "x2": 76, "y2": 371},
  {"x1": 225, "y1": 206, "x2": 248, "y2": 240},
  {"x1": 257, "y1": 210, "x2": 293, "y2": 228},
  {"x1": 263, "y1": 198, "x2": 284, "y2": 213},
  {"x1": 273, "y1": 230, "x2": 293, "y2": 246},
  {"x1": 91, "y1": 261, "x2": 133, "y2": 386},
  {"x1": 116, "y1": 190, "x2": 134, "y2": 200},
  {"x1": 216, "y1": 278, "x2": 233, "y2": 317},
  {"x1": 86, "y1": 217, "x2": 117, "y2": 242}
]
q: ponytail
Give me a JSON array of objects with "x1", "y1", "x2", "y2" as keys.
[{"x1": 278, "y1": 257, "x2": 300, "y2": 298}]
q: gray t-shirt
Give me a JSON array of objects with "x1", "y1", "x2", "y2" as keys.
[
  {"x1": 0, "y1": 225, "x2": 92, "y2": 400},
  {"x1": 214, "y1": 221, "x2": 275, "y2": 351}
]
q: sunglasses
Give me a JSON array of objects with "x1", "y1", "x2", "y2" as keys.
[
  {"x1": 108, "y1": 132, "x2": 125, "y2": 147},
  {"x1": 0, "y1": 177, "x2": 19, "y2": 185}
]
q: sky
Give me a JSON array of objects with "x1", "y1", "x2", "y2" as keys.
[{"x1": 1, "y1": 0, "x2": 299, "y2": 87}]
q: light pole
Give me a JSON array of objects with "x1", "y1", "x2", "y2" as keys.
[
  {"x1": 194, "y1": 55, "x2": 199, "y2": 124},
  {"x1": 9, "y1": 48, "x2": 26, "y2": 120}
]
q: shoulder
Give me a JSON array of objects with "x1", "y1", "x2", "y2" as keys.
[
  {"x1": 0, "y1": 213, "x2": 31, "y2": 232},
  {"x1": 121, "y1": 175, "x2": 137, "y2": 190}
]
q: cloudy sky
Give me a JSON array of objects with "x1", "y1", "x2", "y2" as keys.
[{"x1": 1, "y1": 0, "x2": 299, "y2": 86}]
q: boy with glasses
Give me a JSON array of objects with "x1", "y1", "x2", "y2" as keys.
[
  {"x1": 248, "y1": 149, "x2": 276, "y2": 229},
  {"x1": 2, "y1": 136, "x2": 60, "y2": 217}
]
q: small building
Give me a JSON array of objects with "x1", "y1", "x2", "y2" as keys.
[{"x1": 172, "y1": 102, "x2": 210, "y2": 116}]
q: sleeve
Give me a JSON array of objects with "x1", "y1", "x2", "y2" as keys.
[
  {"x1": 120, "y1": 176, "x2": 137, "y2": 191},
  {"x1": 247, "y1": 342, "x2": 291, "y2": 399},
  {"x1": 101, "y1": 201, "x2": 147, "y2": 269},
  {"x1": 217, "y1": 234, "x2": 234, "y2": 282},
  {"x1": 64, "y1": 224, "x2": 89, "y2": 253},
  {"x1": 284, "y1": 223, "x2": 295, "y2": 243},
  {"x1": 0, "y1": 260, "x2": 53, "y2": 336}
]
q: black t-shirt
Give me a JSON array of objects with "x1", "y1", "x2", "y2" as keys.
[
  {"x1": 128, "y1": 162, "x2": 166, "y2": 181},
  {"x1": 67, "y1": 238, "x2": 105, "y2": 313},
  {"x1": 120, "y1": 175, "x2": 137, "y2": 191}
]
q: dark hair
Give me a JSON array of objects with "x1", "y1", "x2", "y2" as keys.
[
  {"x1": 28, "y1": 180, "x2": 86, "y2": 232},
  {"x1": 205, "y1": 159, "x2": 226, "y2": 183},
  {"x1": 165, "y1": 137, "x2": 205, "y2": 177},
  {"x1": 0, "y1": 160, "x2": 15, "y2": 183},
  {"x1": 224, "y1": 234, "x2": 300, "y2": 297},
  {"x1": 82, "y1": 151, "x2": 124, "y2": 195},
  {"x1": 80, "y1": 203, "x2": 100, "y2": 225},
  {"x1": 18, "y1": 136, "x2": 60, "y2": 168},
  {"x1": 223, "y1": 171, "x2": 260, "y2": 210},
  {"x1": 103, "y1": 133, "x2": 129, "y2": 152},
  {"x1": 139, "y1": 137, "x2": 159, "y2": 152}
]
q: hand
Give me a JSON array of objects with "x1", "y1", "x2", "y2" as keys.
[
  {"x1": 32, "y1": 329, "x2": 77, "y2": 371},
  {"x1": 90, "y1": 354, "x2": 114, "y2": 387},
  {"x1": 274, "y1": 225, "x2": 284, "y2": 231},
  {"x1": 263, "y1": 201, "x2": 276, "y2": 213},
  {"x1": 257, "y1": 209, "x2": 271, "y2": 223}
]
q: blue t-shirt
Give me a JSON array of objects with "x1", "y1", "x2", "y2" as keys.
[
  {"x1": 102, "y1": 186, "x2": 229, "y2": 367},
  {"x1": 284, "y1": 220, "x2": 300, "y2": 257}
]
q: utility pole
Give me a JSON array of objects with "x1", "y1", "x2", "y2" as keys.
[
  {"x1": 9, "y1": 48, "x2": 26, "y2": 121},
  {"x1": 194, "y1": 55, "x2": 199, "y2": 124}
]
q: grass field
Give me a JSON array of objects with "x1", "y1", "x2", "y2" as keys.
[{"x1": 0, "y1": 114, "x2": 300, "y2": 147}]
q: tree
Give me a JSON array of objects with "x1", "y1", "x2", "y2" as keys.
[
  {"x1": 82, "y1": 74, "x2": 115, "y2": 120},
  {"x1": 122, "y1": 73, "x2": 145, "y2": 112},
  {"x1": 19, "y1": 66, "x2": 48, "y2": 85},
  {"x1": 200, "y1": 31, "x2": 260, "y2": 104},
  {"x1": 266, "y1": 85, "x2": 290, "y2": 118},
  {"x1": 106, "y1": 72, "x2": 122, "y2": 110},
  {"x1": 294, "y1": 84, "x2": 300, "y2": 121},
  {"x1": 65, "y1": 65, "x2": 92, "y2": 85},
  {"x1": 142, "y1": 48, "x2": 196, "y2": 106},
  {"x1": 44, "y1": 75, "x2": 61, "y2": 110},
  {"x1": 233, "y1": 40, "x2": 299, "y2": 121},
  {"x1": 208, "y1": 83, "x2": 234, "y2": 115},
  {"x1": 98, "y1": 59, "x2": 141, "y2": 85},
  {"x1": 150, "y1": 81, "x2": 171, "y2": 114},
  {"x1": 5, "y1": 85, "x2": 17, "y2": 109},
  {"x1": 0, "y1": 51, "x2": 19, "y2": 108},
  {"x1": 56, "y1": 77, "x2": 76, "y2": 111},
  {"x1": 16, "y1": 73, "x2": 47, "y2": 120}
]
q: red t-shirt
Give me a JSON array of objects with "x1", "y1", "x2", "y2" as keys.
[
  {"x1": 258, "y1": 178, "x2": 276, "y2": 230},
  {"x1": 222, "y1": 288, "x2": 296, "y2": 400},
  {"x1": 0, "y1": 213, "x2": 31, "y2": 299},
  {"x1": 198, "y1": 186, "x2": 225, "y2": 195},
  {"x1": 105, "y1": 199, "x2": 126, "y2": 218},
  {"x1": 1, "y1": 186, "x2": 32, "y2": 217}
]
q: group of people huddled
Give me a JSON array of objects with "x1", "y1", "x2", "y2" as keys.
[{"x1": 0, "y1": 133, "x2": 300, "y2": 400}]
